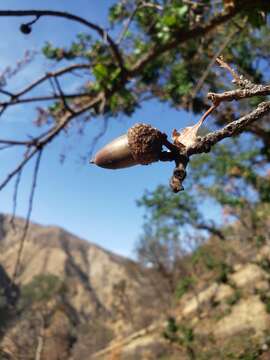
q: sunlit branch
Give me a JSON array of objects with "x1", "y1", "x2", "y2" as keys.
[
  {"x1": 208, "y1": 85, "x2": 270, "y2": 105},
  {"x1": 0, "y1": 10, "x2": 126, "y2": 71},
  {"x1": 187, "y1": 101, "x2": 270, "y2": 156}
]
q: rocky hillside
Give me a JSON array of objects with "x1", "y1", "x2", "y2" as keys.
[
  {"x1": 0, "y1": 214, "x2": 165, "y2": 359},
  {"x1": 1, "y1": 214, "x2": 270, "y2": 359},
  {"x1": 91, "y1": 244, "x2": 270, "y2": 359}
]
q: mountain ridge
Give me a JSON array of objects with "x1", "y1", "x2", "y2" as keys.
[{"x1": 0, "y1": 213, "x2": 165, "y2": 359}]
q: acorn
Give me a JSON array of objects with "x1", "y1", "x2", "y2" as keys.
[{"x1": 91, "y1": 123, "x2": 166, "y2": 169}]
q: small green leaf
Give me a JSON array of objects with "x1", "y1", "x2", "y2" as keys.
[
  {"x1": 177, "y1": 5, "x2": 188, "y2": 18},
  {"x1": 93, "y1": 63, "x2": 109, "y2": 81}
]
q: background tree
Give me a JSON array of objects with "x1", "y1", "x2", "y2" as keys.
[
  {"x1": 0, "y1": 1, "x2": 269, "y2": 281},
  {"x1": 0, "y1": 2, "x2": 269, "y2": 358}
]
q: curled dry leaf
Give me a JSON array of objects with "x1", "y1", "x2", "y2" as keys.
[
  {"x1": 172, "y1": 119, "x2": 203, "y2": 149},
  {"x1": 172, "y1": 105, "x2": 216, "y2": 149}
]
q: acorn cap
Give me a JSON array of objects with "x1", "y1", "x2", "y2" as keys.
[{"x1": 127, "y1": 123, "x2": 165, "y2": 165}]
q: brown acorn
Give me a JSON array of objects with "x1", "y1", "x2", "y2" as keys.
[{"x1": 90, "y1": 123, "x2": 165, "y2": 169}]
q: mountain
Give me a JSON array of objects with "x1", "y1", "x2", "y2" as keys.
[
  {"x1": 1, "y1": 214, "x2": 270, "y2": 359},
  {"x1": 0, "y1": 214, "x2": 165, "y2": 359}
]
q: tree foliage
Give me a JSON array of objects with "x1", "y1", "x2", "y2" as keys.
[{"x1": 0, "y1": 2, "x2": 269, "y2": 280}]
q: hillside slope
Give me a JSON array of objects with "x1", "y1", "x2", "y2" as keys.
[
  {"x1": 91, "y1": 245, "x2": 270, "y2": 359},
  {"x1": 0, "y1": 214, "x2": 164, "y2": 359},
  {"x1": 1, "y1": 214, "x2": 270, "y2": 359}
]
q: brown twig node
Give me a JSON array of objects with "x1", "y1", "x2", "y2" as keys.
[
  {"x1": 216, "y1": 56, "x2": 241, "y2": 84},
  {"x1": 170, "y1": 155, "x2": 189, "y2": 193}
]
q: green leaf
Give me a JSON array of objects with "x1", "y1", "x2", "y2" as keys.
[
  {"x1": 176, "y1": 5, "x2": 188, "y2": 18},
  {"x1": 163, "y1": 14, "x2": 177, "y2": 27},
  {"x1": 93, "y1": 63, "x2": 109, "y2": 81}
]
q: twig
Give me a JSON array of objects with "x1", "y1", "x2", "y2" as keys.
[
  {"x1": 189, "y1": 27, "x2": 239, "y2": 109},
  {"x1": 0, "y1": 88, "x2": 14, "y2": 97},
  {"x1": 216, "y1": 56, "x2": 241, "y2": 83},
  {"x1": 0, "y1": 10, "x2": 126, "y2": 71},
  {"x1": 197, "y1": 104, "x2": 217, "y2": 126},
  {"x1": 117, "y1": 4, "x2": 140, "y2": 45},
  {"x1": 53, "y1": 76, "x2": 75, "y2": 114},
  {"x1": 10, "y1": 169, "x2": 22, "y2": 230},
  {"x1": 0, "y1": 139, "x2": 33, "y2": 146},
  {"x1": 0, "y1": 92, "x2": 93, "y2": 108},
  {"x1": 208, "y1": 84, "x2": 270, "y2": 106},
  {"x1": 140, "y1": 2, "x2": 163, "y2": 11},
  {"x1": 0, "y1": 92, "x2": 104, "y2": 191},
  {"x1": 0, "y1": 148, "x2": 38, "y2": 192},
  {"x1": 12, "y1": 149, "x2": 43, "y2": 281},
  {"x1": 15, "y1": 64, "x2": 89, "y2": 98},
  {"x1": 48, "y1": 76, "x2": 58, "y2": 96},
  {"x1": 0, "y1": 144, "x2": 14, "y2": 151},
  {"x1": 187, "y1": 101, "x2": 270, "y2": 156},
  {"x1": 130, "y1": 5, "x2": 239, "y2": 75}
]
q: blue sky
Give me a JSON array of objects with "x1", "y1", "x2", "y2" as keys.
[{"x1": 0, "y1": 1, "x2": 218, "y2": 257}]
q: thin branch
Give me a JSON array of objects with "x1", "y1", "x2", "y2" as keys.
[
  {"x1": 0, "y1": 92, "x2": 104, "y2": 191},
  {"x1": 37, "y1": 92, "x2": 105, "y2": 146},
  {"x1": 130, "y1": 0, "x2": 259, "y2": 76},
  {"x1": 0, "y1": 104, "x2": 7, "y2": 117},
  {"x1": 117, "y1": 4, "x2": 140, "y2": 45},
  {"x1": 187, "y1": 101, "x2": 270, "y2": 156},
  {"x1": 208, "y1": 85, "x2": 270, "y2": 106},
  {"x1": 195, "y1": 222, "x2": 225, "y2": 240},
  {"x1": 0, "y1": 139, "x2": 33, "y2": 146},
  {"x1": 48, "y1": 76, "x2": 58, "y2": 96},
  {"x1": 197, "y1": 104, "x2": 217, "y2": 126},
  {"x1": 0, "y1": 10, "x2": 125, "y2": 71},
  {"x1": 0, "y1": 148, "x2": 38, "y2": 192},
  {"x1": 15, "y1": 64, "x2": 89, "y2": 98},
  {"x1": 140, "y1": 2, "x2": 163, "y2": 11},
  {"x1": 0, "y1": 144, "x2": 14, "y2": 151},
  {"x1": 168, "y1": 100, "x2": 270, "y2": 191},
  {"x1": 216, "y1": 56, "x2": 241, "y2": 83},
  {"x1": 12, "y1": 149, "x2": 43, "y2": 281},
  {"x1": 0, "y1": 92, "x2": 92, "y2": 108},
  {"x1": 0, "y1": 88, "x2": 14, "y2": 97},
  {"x1": 0, "y1": 64, "x2": 91, "y2": 116},
  {"x1": 189, "y1": 26, "x2": 239, "y2": 108},
  {"x1": 53, "y1": 76, "x2": 75, "y2": 114},
  {"x1": 10, "y1": 169, "x2": 22, "y2": 230},
  {"x1": 130, "y1": 7, "x2": 238, "y2": 75}
]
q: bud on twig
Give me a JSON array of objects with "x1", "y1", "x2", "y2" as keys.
[
  {"x1": 20, "y1": 24, "x2": 32, "y2": 34},
  {"x1": 91, "y1": 123, "x2": 166, "y2": 169}
]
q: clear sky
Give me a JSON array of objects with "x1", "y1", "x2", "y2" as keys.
[{"x1": 0, "y1": 1, "x2": 218, "y2": 257}]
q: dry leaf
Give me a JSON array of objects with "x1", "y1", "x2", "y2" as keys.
[
  {"x1": 172, "y1": 105, "x2": 216, "y2": 149},
  {"x1": 172, "y1": 118, "x2": 204, "y2": 149}
]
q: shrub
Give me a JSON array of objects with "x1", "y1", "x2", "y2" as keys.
[{"x1": 175, "y1": 276, "x2": 194, "y2": 299}]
